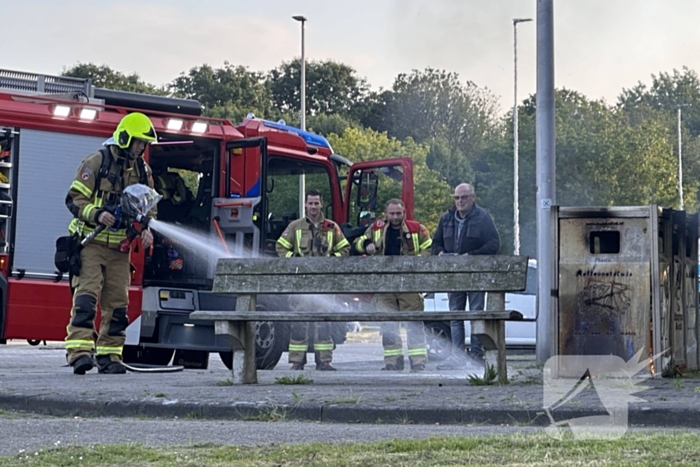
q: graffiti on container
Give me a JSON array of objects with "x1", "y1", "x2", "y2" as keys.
[
  {"x1": 576, "y1": 281, "x2": 632, "y2": 323},
  {"x1": 570, "y1": 280, "x2": 635, "y2": 357}
]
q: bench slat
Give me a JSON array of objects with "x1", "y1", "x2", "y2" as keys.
[
  {"x1": 213, "y1": 256, "x2": 528, "y2": 295},
  {"x1": 190, "y1": 310, "x2": 524, "y2": 322},
  {"x1": 216, "y1": 255, "x2": 528, "y2": 276},
  {"x1": 214, "y1": 272, "x2": 526, "y2": 295}
]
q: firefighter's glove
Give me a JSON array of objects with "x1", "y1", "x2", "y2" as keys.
[
  {"x1": 97, "y1": 211, "x2": 117, "y2": 227},
  {"x1": 141, "y1": 229, "x2": 154, "y2": 249}
]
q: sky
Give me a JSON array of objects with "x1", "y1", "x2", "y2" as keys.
[{"x1": 5, "y1": 0, "x2": 700, "y2": 113}]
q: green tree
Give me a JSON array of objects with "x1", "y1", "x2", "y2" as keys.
[
  {"x1": 169, "y1": 62, "x2": 273, "y2": 121},
  {"x1": 478, "y1": 89, "x2": 682, "y2": 257},
  {"x1": 268, "y1": 59, "x2": 371, "y2": 120},
  {"x1": 364, "y1": 68, "x2": 499, "y2": 188},
  {"x1": 618, "y1": 67, "x2": 700, "y2": 208},
  {"x1": 306, "y1": 113, "x2": 360, "y2": 138},
  {"x1": 61, "y1": 63, "x2": 166, "y2": 95},
  {"x1": 618, "y1": 67, "x2": 700, "y2": 136},
  {"x1": 327, "y1": 127, "x2": 452, "y2": 231}
]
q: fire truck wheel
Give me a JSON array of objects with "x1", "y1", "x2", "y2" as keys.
[
  {"x1": 424, "y1": 321, "x2": 452, "y2": 362},
  {"x1": 219, "y1": 321, "x2": 289, "y2": 371},
  {"x1": 122, "y1": 345, "x2": 175, "y2": 366}
]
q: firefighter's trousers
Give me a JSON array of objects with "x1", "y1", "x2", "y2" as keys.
[
  {"x1": 65, "y1": 242, "x2": 131, "y2": 365},
  {"x1": 375, "y1": 293, "x2": 428, "y2": 368},
  {"x1": 288, "y1": 295, "x2": 333, "y2": 364}
]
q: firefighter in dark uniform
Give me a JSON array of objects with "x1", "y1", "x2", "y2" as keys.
[
  {"x1": 276, "y1": 189, "x2": 350, "y2": 370},
  {"x1": 64, "y1": 112, "x2": 157, "y2": 375},
  {"x1": 354, "y1": 198, "x2": 432, "y2": 371}
]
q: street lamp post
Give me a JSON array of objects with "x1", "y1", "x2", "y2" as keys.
[
  {"x1": 677, "y1": 103, "x2": 689, "y2": 210},
  {"x1": 512, "y1": 17, "x2": 532, "y2": 256},
  {"x1": 293, "y1": 15, "x2": 307, "y2": 131},
  {"x1": 293, "y1": 15, "x2": 307, "y2": 216}
]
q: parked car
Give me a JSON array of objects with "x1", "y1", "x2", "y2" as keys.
[{"x1": 423, "y1": 259, "x2": 537, "y2": 361}]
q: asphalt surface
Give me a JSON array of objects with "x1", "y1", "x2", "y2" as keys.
[
  {"x1": 2, "y1": 340, "x2": 700, "y2": 430},
  {"x1": 0, "y1": 415, "x2": 544, "y2": 456}
]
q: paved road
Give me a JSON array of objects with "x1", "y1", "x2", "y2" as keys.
[{"x1": 3, "y1": 340, "x2": 700, "y2": 430}]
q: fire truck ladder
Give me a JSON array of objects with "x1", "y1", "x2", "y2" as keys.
[
  {"x1": 0, "y1": 68, "x2": 93, "y2": 99},
  {"x1": 0, "y1": 128, "x2": 14, "y2": 255}
]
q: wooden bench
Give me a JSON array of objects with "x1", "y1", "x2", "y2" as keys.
[{"x1": 190, "y1": 255, "x2": 528, "y2": 385}]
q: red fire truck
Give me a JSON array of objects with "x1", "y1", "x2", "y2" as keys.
[{"x1": 0, "y1": 69, "x2": 414, "y2": 369}]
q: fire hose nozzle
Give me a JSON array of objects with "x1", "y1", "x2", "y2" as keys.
[
  {"x1": 80, "y1": 224, "x2": 106, "y2": 246},
  {"x1": 135, "y1": 214, "x2": 150, "y2": 228}
]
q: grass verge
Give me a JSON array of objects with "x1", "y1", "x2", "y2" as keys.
[{"x1": 4, "y1": 432, "x2": 700, "y2": 466}]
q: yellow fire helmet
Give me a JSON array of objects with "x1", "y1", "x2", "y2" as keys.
[{"x1": 113, "y1": 112, "x2": 157, "y2": 149}]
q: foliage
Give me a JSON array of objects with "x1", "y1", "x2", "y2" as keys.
[
  {"x1": 619, "y1": 67, "x2": 700, "y2": 136},
  {"x1": 478, "y1": 89, "x2": 683, "y2": 256},
  {"x1": 618, "y1": 67, "x2": 700, "y2": 208},
  {"x1": 467, "y1": 364, "x2": 498, "y2": 386},
  {"x1": 274, "y1": 374, "x2": 313, "y2": 385},
  {"x1": 62, "y1": 63, "x2": 167, "y2": 95},
  {"x1": 367, "y1": 68, "x2": 500, "y2": 188},
  {"x1": 268, "y1": 59, "x2": 370, "y2": 119},
  {"x1": 306, "y1": 113, "x2": 361, "y2": 137},
  {"x1": 327, "y1": 128, "x2": 452, "y2": 232},
  {"x1": 169, "y1": 62, "x2": 273, "y2": 121}
]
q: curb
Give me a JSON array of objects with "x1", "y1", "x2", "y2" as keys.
[{"x1": 2, "y1": 395, "x2": 700, "y2": 428}]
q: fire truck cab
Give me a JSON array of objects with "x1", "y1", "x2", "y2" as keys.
[{"x1": 0, "y1": 69, "x2": 414, "y2": 370}]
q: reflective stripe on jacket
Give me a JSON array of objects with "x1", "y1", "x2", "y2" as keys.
[
  {"x1": 354, "y1": 219, "x2": 432, "y2": 256},
  {"x1": 276, "y1": 216, "x2": 350, "y2": 258},
  {"x1": 66, "y1": 146, "x2": 156, "y2": 248}
]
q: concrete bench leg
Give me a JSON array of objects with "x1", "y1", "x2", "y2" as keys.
[
  {"x1": 472, "y1": 319, "x2": 507, "y2": 384},
  {"x1": 472, "y1": 291, "x2": 508, "y2": 384},
  {"x1": 213, "y1": 294, "x2": 258, "y2": 384},
  {"x1": 214, "y1": 321, "x2": 257, "y2": 384}
]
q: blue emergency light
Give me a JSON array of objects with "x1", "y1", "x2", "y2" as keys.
[{"x1": 261, "y1": 119, "x2": 332, "y2": 149}]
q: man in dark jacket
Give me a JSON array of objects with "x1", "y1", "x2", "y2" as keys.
[{"x1": 431, "y1": 183, "x2": 500, "y2": 369}]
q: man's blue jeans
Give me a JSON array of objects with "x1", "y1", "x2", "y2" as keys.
[{"x1": 447, "y1": 292, "x2": 485, "y2": 358}]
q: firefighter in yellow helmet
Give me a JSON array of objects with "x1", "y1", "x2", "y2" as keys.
[
  {"x1": 276, "y1": 189, "x2": 350, "y2": 370},
  {"x1": 64, "y1": 112, "x2": 158, "y2": 375},
  {"x1": 354, "y1": 199, "x2": 432, "y2": 371}
]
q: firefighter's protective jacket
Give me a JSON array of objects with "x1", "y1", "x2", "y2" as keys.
[
  {"x1": 66, "y1": 146, "x2": 156, "y2": 248},
  {"x1": 354, "y1": 219, "x2": 432, "y2": 256},
  {"x1": 276, "y1": 216, "x2": 350, "y2": 257}
]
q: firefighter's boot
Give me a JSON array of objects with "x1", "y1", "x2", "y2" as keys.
[
  {"x1": 96, "y1": 355, "x2": 127, "y2": 374},
  {"x1": 316, "y1": 362, "x2": 337, "y2": 371},
  {"x1": 381, "y1": 355, "x2": 405, "y2": 371},
  {"x1": 71, "y1": 355, "x2": 94, "y2": 375}
]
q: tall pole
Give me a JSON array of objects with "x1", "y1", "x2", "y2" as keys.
[
  {"x1": 678, "y1": 104, "x2": 686, "y2": 210},
  {"x1": 293, "y1": 15, "x2": 307, "y2": 216},
  {"x1": 513, "y1": 18, "x2": 532, "y2": 256},
  {"x1": 299, "y1": 21, "x2": 306, "y2": 131},
  {"x1": 535, "y1": 0, "x2": 556, "y2": 364}
]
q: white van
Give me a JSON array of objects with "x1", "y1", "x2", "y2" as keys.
[{"x1": 422, "y1": 259, "x2": 537, "y2": 361}]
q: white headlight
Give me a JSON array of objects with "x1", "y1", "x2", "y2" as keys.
[
  {"x1": 79, "y1": 108, "x2": 97, "y2": 120},
  {"x1": 167, "y1": 119, "x2": 184, "y2": 131},
  {"x1": 53, "y1": 105, "x2": 70, "y2": 117},
  {"x1": 191, "y1": 121, "x2": 207, "y2": 133}
]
